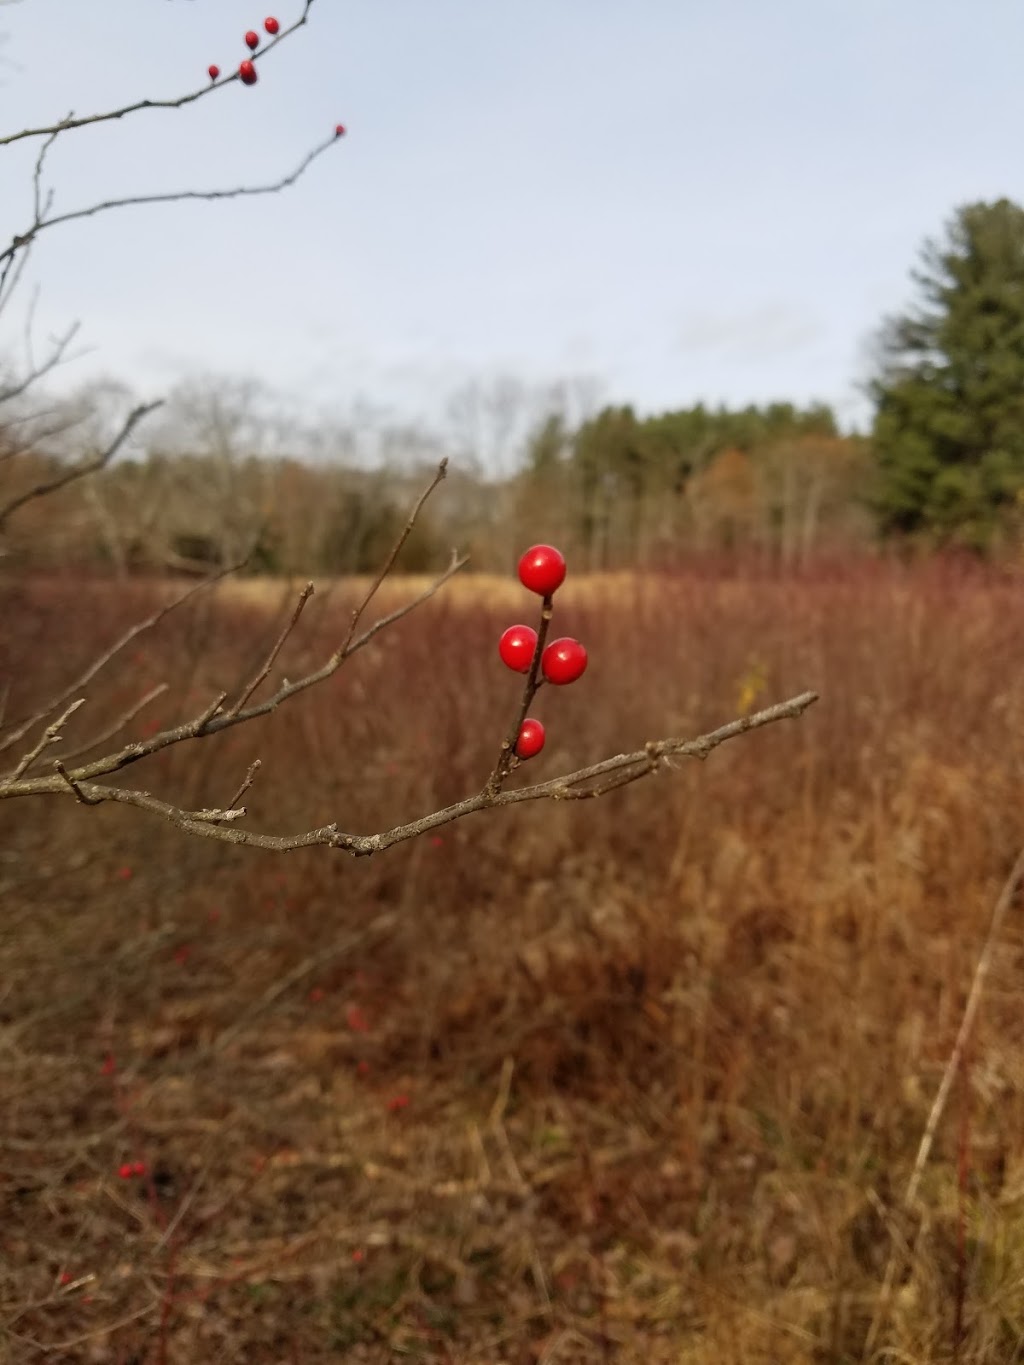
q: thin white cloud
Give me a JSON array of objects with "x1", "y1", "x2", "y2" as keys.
[
  {"x1": 3, "y1": 1, "x2": 1024, "y2": 434},
  {"x1": 675, "y1": 304, "x2": 825, "y2": 362}
]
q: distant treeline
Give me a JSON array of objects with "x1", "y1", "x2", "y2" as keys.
[
  {"x1": 0, "y1": 399, "x2": 873, "y2": 575},
  {"x1": 6, "y1": 197, "x2": 1024, "y2": 572}
]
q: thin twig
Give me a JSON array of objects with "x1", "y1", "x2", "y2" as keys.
[
  {"x1": 0, "y1": 561, "x2": 240, "y2": 755},
  {"x1": 0, "y1": 217, "x2": 31, "y2": 317},
  {"x1": 194, "y1": 692, "x2": 228, "y2": 734},
  {"x1": 556, "y1": 762, "x2": 654, "y2": 800},
  {"x1": 222, "y1": 760, "x2": 262, "y2": 816},
  {"x1": 1, "y1": 470, "x2": 459, "y2": 777},
  {"x1": 0, "y1": 322, "x2": 79, "y2": 406},
  {"x1": 207, "y1": 913, "x2": 397, "y2": 1055},
  {"x1": 486, "y1": 592, "x2": 555, "y2": 796},
  {"x1": 0, "y1": 401, "x2": 160, "y2": 532},
  {"x1": 337, "y1": 548, "x2": 467, "y2": 659},
  {"x1": 227, "y1": 583, "x2": 313, "y2": 717},
  {"x1": 0, "y1": 403, "x2": 90, "y2": 463},
  {"x1": 862, "y1": 844, "x2": 1024, "y2": 1359},
  {"x1": 2, "y1": 1304, "x2": 159, "y2": 1357},
  {"x1": 337, "y1": 458, "x2": 449, "y2": 656},
  {"x1": 53, "y1": 758, "x2": 100, "y2": 805},
  {"x1": 0, "y1": 136, "x2": 341, "y2": 273},
  {"x1": 179, "y1": 804, "x2": 247, "y2": 824},
  {"x1": 9, "y1": 699, "x2": 84, "y2": 780},
  {"x1": 905, "y1": 853, "x2": 1024, "y2": 1208},
  {"x1": 54, "y1": 683, "x2": 169, "y2": 765}
]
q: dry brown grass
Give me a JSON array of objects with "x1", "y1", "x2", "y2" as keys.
[
  {"x1": 217, "y1": 570, "x2": 649, "y2": 612},
  {"x1": 3, "y1": 558, "x2": 1024, "y2": 1363}
]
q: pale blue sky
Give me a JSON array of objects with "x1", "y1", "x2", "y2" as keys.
[{"x1": 1, "y1": 0, "x2": 1022, "y2": 446}]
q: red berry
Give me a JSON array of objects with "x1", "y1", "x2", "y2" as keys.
[
  {"x1": 335, "y1": 123, "x2": 346, "y2": 137},
  {"x1": 239, "y1": 59, "x2": 258, "y2": 85},
  {"x1": 515, "y1": 718, "x2": 545, "y2": 759},
  {"x1": 118, "y1": 1162, "x2": 133, "y2": 1180},
  {"x1": 518, "y1": 544, "x2": 566, "y2": 597},
  {"x1": 264, "y1": 16, "x2": 280, "y2": 34},
  {"x1": 132, "y1": 1161, "x2": 147, "y2": 1178},
  {"x1": 245, "y1": 30, "x2": 260, "y2": 50},
  {"x1": 541, "y1": 637, "x2": 588, "y2": 686},
  {"x1": 498, "y1": 624, "x2": 538, "y2": 673},
  {"x1": 208, "y1": 64, "x2": 220, "y2": 81}
]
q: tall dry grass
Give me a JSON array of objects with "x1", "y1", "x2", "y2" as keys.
[{"x1": 2, "y1": 557, "x2": 1024, "y2": 1362}]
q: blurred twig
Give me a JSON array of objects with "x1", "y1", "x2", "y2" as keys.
[
  {"x1": 0, "y1": 401, "x2": 161, "y2": 532},
  {"x1": 0, "y1": 134, "x2": 341, "y2": 280},
  {"x1": 863, "y1": 843, "x2": 1024, "y2": 1359},
  {"x1": 0, "y1": 560, "x2": 240, "y2": 754}
]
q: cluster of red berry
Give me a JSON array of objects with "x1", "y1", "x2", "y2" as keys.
[
  {"x1": 499, "y1": 545, "x2": 588, "y2": 760},
  {"x1": 206, "y1": 18, "x2": 272, "y2": 89},
  {"x1": 205, "y1": 18, "x2": 347, "y2": 137}
]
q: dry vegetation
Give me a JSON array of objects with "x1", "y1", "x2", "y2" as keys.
[{"x1": 3, "y1": 557, "x2": 1024, "y2": 1363}]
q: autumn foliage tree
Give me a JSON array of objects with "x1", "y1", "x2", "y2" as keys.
[{"x1": 514, "y1": 399, "x2": 866, "y2": 568}]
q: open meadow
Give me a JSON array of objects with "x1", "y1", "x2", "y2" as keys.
[{"x1": 3, "y1": 559, "x2": 1024, "y2": 1363}]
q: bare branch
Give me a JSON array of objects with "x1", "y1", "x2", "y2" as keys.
[
  {"x1": 0, "y1": 560, "x2": 239, "y2": 756},
  {"x1": 0, "y1": 458, "x2": 462, "y2": 787},
  {"x1": 181, "y1": 803, "x2": 247, "y2": 824},
  {"x1": 10, "y1": 551, "x2": 465, "y2": 781},
  {"x1": 338, "y1": 458, "x2": 449, "y2": 655},
  {"x1": 9, "y1": 698, "x2": 84, "y2": 780},
  {"x1": 0, "y1": 0, "x2": 318, "y2": 147},
  {"x1": 553, "y1": 763, "x2": 653, "y2": 800},
  {"x1": 0, "y1": 400, "x2": 160, "y2": 532},
  {"x1": 0, "y1": 385, "x2": 818, "y2": 870},
  {"x1": 0, "y1": 221, "x2": 31, "y2": 317},
  {"x1": 0, "y1": 401, "x2": 92, "y2": 463},
  {"x1": 57, "y1": 683, "x2": 169, "y2": 765},
  {"x1": 336, "y1": 547, "x2": 468, "y2": 658},
  {"x1": 226, "y1": 583, "x2": 314, "y2": 717},
  {"x1": 0, "y1": 692, "x2": 820, "y2": 854},
  {"x1": 0, "y1": 322, "x2": 81, "y2": 406},
  {"x1": 194, "y1": 691, "x2": 229, "y2": 734},
  {"x1": 52, "y1": 757, "x2": 100, "y2": 805},
  {"x1": 0, "y1": 135, "x2": 342, "y2": 273},
  {"x1": 221, "y1": 759, "x2": 261, "y2": 816},
  {"x1": 0, "y1": 117, "x2": 59, "y2": 307}
]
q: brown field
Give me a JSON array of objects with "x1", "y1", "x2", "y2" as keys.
[
  {"x1": 3, "y1": 559, "x2": 1024, "y2": 1363},
  {"x1": 217, "y1": 570, "x2": 656, "y2": 612}
]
